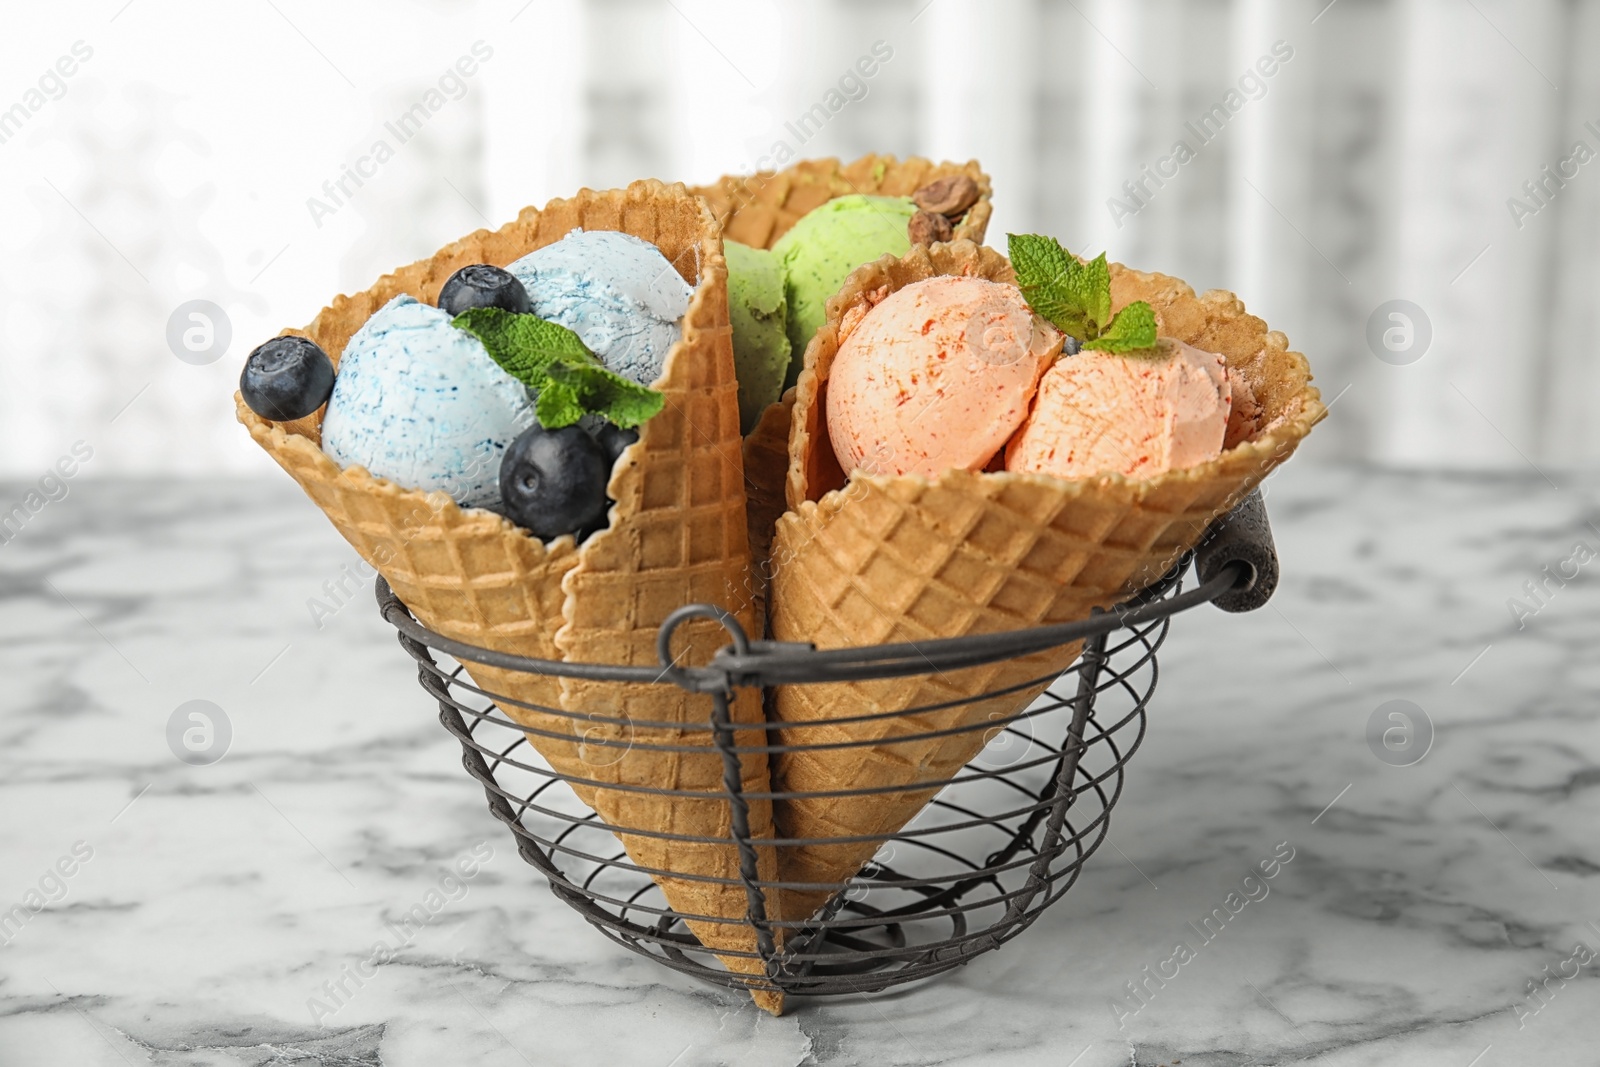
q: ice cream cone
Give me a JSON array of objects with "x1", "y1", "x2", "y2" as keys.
[
  {"x1": 767, "y1": 241, "x2": 1325, "y2": 923},
  {"x1": 238, "y1": 180, "x2": 783, "y2": 1013},
  {"x1": 689, "y1": 154, "x2": 993, "y2": 626},
  {"x1": 691, "y1": 153, "x2": 992, "y2": 252}
]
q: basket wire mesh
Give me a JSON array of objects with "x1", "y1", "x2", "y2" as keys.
[{"x1": 378, "y1": 542, "x2": 1260, "y2": 1002}]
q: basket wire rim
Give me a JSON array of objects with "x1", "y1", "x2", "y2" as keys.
[{"x1": 387, "y1": 553, "x2": 1215, "y2": 1002}]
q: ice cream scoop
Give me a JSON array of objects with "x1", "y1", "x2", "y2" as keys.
[
  {"x1": 826, "y1": 275, "x2": 1062, "y2": 479},
  {"x1": 724, "y1": 240, "x2": 791, "y2": 433},
  {"x1": 508, "y1": 229, "x2": 693, "y2": 387},
  {"x1": 773, "y1": 194, "x2": 916, "y2": 388},
  {"x1": 320, "y1": 294, "x2": 536, "y2": 509},
  {"x1": 1005, "y1": 338, "x2": 1232, "y2": 481}
]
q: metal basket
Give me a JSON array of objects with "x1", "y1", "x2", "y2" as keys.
[{"x1": 376, "y1": 492, "x2": 1280, "y2": 1005}]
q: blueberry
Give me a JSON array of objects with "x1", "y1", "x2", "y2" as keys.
[
  {"x1": 1063, "y1": 334, "x2": 1082, "y2": 356},
  {"x1": 240, "y1": 336, "x2": 335, "y2": 421},
  {"x1": 500, "y1": 424, "x2": 611, "y2": 541},
  {"x1": 592, "y1": 423, "x2": 640, "y2": 467},
  {"x1": 438, "y1": 264, "x2": 532, "y2": 317}
]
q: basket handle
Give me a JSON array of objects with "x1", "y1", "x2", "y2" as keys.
[{"x1": 1193, "y1": 489, "x2": 1279, "y2": 613}]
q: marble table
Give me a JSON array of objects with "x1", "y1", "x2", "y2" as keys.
[{"x1": 2, "y1": 465, "x2": 1597, "y2": 1066}]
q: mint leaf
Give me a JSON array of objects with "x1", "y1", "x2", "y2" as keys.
[
  {"x1": 1010, "y1": 235, "x2": 1161, "y2": 356},
  {"x1": 454, "y1": 307, "x2": 589, "y2": 385},
  {"x1": 1008, "y1": 233, "x2": 1090, "y2": 337},
  {"x1": 453, "y1": 307, "x2": 664, "y2": 429},
  {"x1": 1019, "y1": 283, "x2": 1090, "y2": 340},
  {"x1": 1008, "y1": 233, "x2": 1076, "y2": 293},
  {"x1": 1076, "y1": 253, "x2": 1112, "y2": 334},
  {"x1": 546, "y1": 362, "x2": 665, "y2": 429},
  {"x1": 1082, "y1": 301, "x2": 1158, "y2": 353},
  {"x1": 534, "y1": 379, "x2": 585, "y2": 429}
]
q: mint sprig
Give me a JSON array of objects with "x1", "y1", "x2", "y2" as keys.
[
  {"x1": 453, "y1": 307, "x2": 665, "y2": 430},
  {"x1": 537, "y1": 362, "x2": 666, "y2": 429},
  {"x1": 1007, "y1": 233, "x2": 1158, "y2": 353},
  {"x1": 1083, "y1": 300, "x2": 1157, "y2": 353}
]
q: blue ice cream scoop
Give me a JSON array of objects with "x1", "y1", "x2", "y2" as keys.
[
  {"x1": 508, "y1": 229, "x2": 693, "y2": 387},
  {"x1": 320, "y1": 295, "x2": 536, "y2": 510}
]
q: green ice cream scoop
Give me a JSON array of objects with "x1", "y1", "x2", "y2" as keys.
[
  {"x1": 772, "y1": 194, "x2": 916, "y2": 390},
  {"x1": 724, "y1": 240, "x2": 792, "y2": 434}
]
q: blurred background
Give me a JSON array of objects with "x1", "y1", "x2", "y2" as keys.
[{"x1": 1, "y1": 0, "x2": 1593, "y2": 477}]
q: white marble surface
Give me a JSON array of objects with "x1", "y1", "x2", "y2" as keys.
[{"x1": 2, "y1": 465, "x2": 1598, "y2": 1066}]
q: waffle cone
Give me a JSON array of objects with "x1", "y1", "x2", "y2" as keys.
[
  {"x1": 237, "y1": 181, "x2": 782, "y2": 1012},
  {"x1": 767, "y1": 241, "x2": 1325, "y2": 922},
  {"x1": 690, "y1": 153, "x2": 992, "y2": 251},
  {"x1": 688, "y1": 154, "x2": 993, "y2": 624}
]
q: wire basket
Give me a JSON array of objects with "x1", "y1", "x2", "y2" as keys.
[{"x1": 377, "y1": 492, "x2": 1280, "y2": 1004}]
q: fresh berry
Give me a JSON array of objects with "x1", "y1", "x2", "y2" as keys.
[
  {"x1": 592, "y1": 423, "x2": 639, "y2": 467},
  {"x1": 500, "y1": 424, "x2": 610, "y2": 541},
  {"x1": 1063, "y1": 334, "x2": 1082, "y2": 356},
  {"x1": 438, "y1": 264, "x2": 532, "y2": 317},
  {"x1": 240, "y1": 336, "x2": 335, "y2": 421}
]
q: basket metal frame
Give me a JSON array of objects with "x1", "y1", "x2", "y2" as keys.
[{"x1": 377, "y1": 541, "x2": 1259, "y2": 1003}]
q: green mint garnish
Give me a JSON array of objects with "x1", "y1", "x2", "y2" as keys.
[
  {"x1": 1083, "y1": 300, "x2": 1157, "y2": 353},
  {"x1": 537, "y1": 362, "x2": 666, "y2": 430},
  {"x1": 1009, "y1": 233, "x2": 1087, "y2": 337},
  {"x1": 453, "y1": 307, "x2": 665, "y2": 429},
  {"x1": 1007, "y1": 233, "x2": 1158, "y2": 354}
]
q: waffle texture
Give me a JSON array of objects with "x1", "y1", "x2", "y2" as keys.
[
  {"x1": 690, "y1": 153, "x2": 991, "y2": 252},
  {"x1": 767, "y1": 241, "x2": 1325, "y2": 923},
  {"x1": 689, "y1": 154, "x2": 993, "y2": 626},
  {"x1": 237, "y1": 181, "x2": 782, "y2": 1013}
]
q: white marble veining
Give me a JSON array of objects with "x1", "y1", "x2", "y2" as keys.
[{"x1": 1, "y1": 465, "x2": 1598, "y2": 1066}]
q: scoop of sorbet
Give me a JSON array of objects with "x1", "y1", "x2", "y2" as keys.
[
  {"x1": 1005, "y1": 338, "x2": 1232, "y2": 481},
  {"x1": 319, "y1": 295, "x2": 537, "y2": 510},
  {"x1": 506, "y1": 228, "x2": 692, "y2": 388},
  {"x1": 826, "y1": 276, "x2": 1061, "y2": 479}
]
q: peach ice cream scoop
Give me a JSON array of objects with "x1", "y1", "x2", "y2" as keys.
[
  {"x1": 1006, "y1": 338, "x2": 1231, "y2": 481},
  {"x1": 826, "y1": 276, "x2": 1061, "y2": 479}
]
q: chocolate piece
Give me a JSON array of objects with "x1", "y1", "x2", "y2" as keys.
[
  {"x1": 907, "y1": 209, "x2": 953, "y2": 245},
  {"x1": 912, "y1": 175, "x2": 980, "y2": 218}
]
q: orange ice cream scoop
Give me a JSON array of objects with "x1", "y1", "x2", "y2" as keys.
[
  {"x1": 1006, "y1": 338, "x2": 1231, "y2": 481},
  {"x1": 827, "y1": 276, "x2": 1061, "y2": 479}
]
